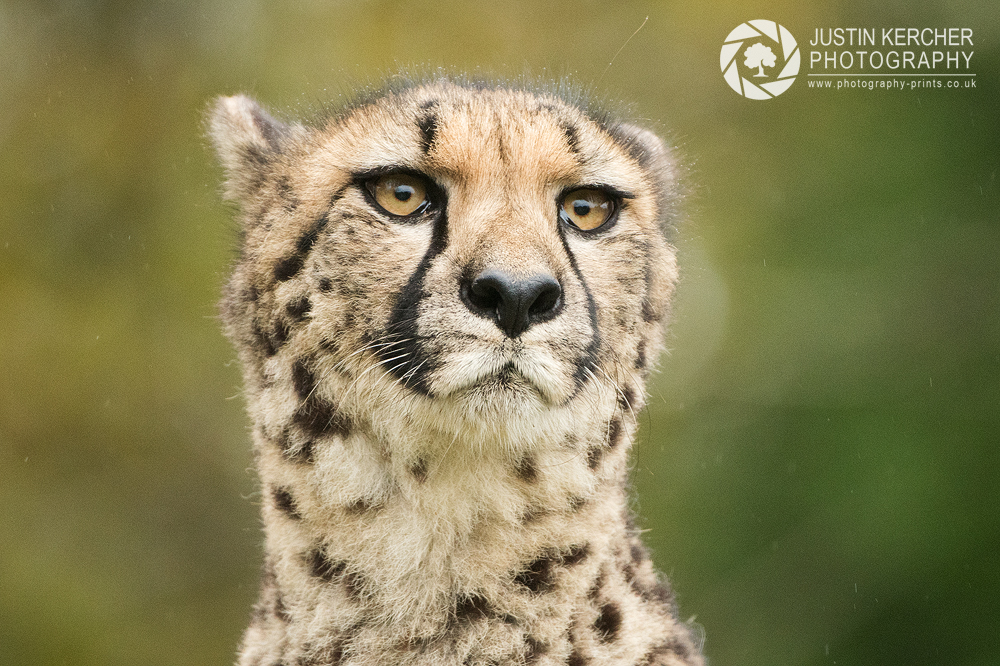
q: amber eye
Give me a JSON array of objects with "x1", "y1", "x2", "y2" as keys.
[
  {"x1": 560, "y1": 188, "x2": 614, "y2": 231},
  {"x1": 370, "y1": 174, "x2": 430, "y2": 216}
]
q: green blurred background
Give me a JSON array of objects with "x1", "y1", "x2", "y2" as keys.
[{"x1": 1, "y1": 1, "x2": 997, "y2": 664}]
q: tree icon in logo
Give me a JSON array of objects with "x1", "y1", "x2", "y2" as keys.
[
  {"x1": 744, "y1": 42, "x2": 777, "y2": 77},
  {"x1": 721, "y1": 20, "x2": 799, "y2": 99}
]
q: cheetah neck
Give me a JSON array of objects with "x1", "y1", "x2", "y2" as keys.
[{"x1": 237, "y1": 377, "x2": 698, "y2": 665}]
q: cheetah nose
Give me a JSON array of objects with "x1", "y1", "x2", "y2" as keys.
[{"x1": 461, "y1": 269, "x2": 563, "y2": 338}]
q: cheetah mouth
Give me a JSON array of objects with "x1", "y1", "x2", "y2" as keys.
[{"x1": 430, "y1": 346, "x2": 570, "y2": 406}]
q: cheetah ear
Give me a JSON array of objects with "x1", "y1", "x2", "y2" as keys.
[{"x1": 208, "y1": 94, "x2": 290, "y2": 203}]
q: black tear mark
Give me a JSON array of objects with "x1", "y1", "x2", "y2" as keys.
[
  {"x1": 554, "y1": 221, "x2": 602, "y2": 393},
  {"x1": 275, "y1": 216, "x2": 327, "y2": 282},
  {"x1": 377, "y1": 206, "x2": 448, "y2": 394},
  {"x1": 515, "y1": 553, "x2": 558, "y2": 594},
  {"x1": 515, "y1": 455, "x2": 538, "y2": 483},
  {"x1": 593, "y1": 602, "x2": 622, "y2": 643},
  {"x1": 454, "y1": 592, "x2": 493, "y2": 624},
  {"x1": 307, "y1": 548, "x2": 346, "y2": 582},
  {"x1": 410, "y1": 458, "x2": 428, "y2": 483},
  {"x1": 272, "y1": 486, "x2": 301, "y2": 520},
  {"x1": 417, "y1": 112, "x2": 439, "y2": 154},
  {"x1": 286, "y1": 296, "x2": 312, "y2": 322}
]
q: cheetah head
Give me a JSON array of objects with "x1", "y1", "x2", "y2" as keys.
[{"x1": 210, "y1": 79, "x2": 680, "y2": 450}]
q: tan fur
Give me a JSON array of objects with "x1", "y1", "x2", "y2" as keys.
[{"x1": 210, "y1": 78, "x2": 703, "y2": 666}]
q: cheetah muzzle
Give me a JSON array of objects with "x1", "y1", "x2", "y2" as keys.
[{"x1": 210, "y1": 77, "x2": 704, "y2": 666}]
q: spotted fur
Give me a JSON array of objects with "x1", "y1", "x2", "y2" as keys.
[{"x1": 210, "y1": 77, "x2": 703, "y2": 666}]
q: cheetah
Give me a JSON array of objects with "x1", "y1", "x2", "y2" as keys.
[{"x1": 209, "y1": 77, "x2": 704, "y2": 666}]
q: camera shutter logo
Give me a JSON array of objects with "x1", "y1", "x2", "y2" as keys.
[{"x1": 721, "y1": 20, "x2": 800, "y2": 99}]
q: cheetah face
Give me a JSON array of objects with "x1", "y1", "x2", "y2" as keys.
[{"x1": 212, "y1": 81, "x2": 679, "y2": 433}]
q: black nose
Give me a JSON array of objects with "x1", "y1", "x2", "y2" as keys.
[{"x1": 461, "y1": 269, "x2": 563, "y2": 338}]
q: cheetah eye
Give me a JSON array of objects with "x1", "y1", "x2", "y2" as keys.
[
  {"x1": 367, "y1": 173, "x2": 432, "y2": 217},
  {"x1": 559, "y1": 188, "x2": 615, "y2": 232}
]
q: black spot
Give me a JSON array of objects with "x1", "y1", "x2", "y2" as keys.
[
  {"x1": 635, "y1": 340, "x2": 647, "y2": 369},
  {"x1": 346, "y1": 498, "x2": 377, "y2": 514},
  {"x1": 560, "y1": 120, "x2": 581, "y2": 155},
  {"x1": 291, "y1": 359, "x2": 317, "y2": 401},
  {"x1": 274, "y1": 429, "x2": 314, "y2": 464},
  {"x1": 563, "y1": 544, "x2": 589, "y2": 567},
  {"x1": 296, "y1": 439, "x2": 316, "y2": 464},
  {"x1": 593, "y1": 602, "x2": 622, "y2": 642},
  {"x1": 343, "y1": 570, "x2": 366, "y2": 600},
  {"x1": 417, "y1": 112, "x2": 439, "y2": 154},
  {"x1": 245, "y1": 283, "x2": 260, "y2": 303},
  {"x1": 307, "y1": 548, "x2": 345, "y2": 582},
  {"x1": 642, "y1": 297, "x2": 659, "y2": 323},
  {"x1": 410, "y1": 458, "x2": 428, "y2": 483},
  {"x1": 515, "y1": 553, "x2": 558, "y2": 593},
  {"x1": 275, "y1": 217, "x2": 327, "y2": 282},
  {"x1": 568, "y1": 496, "x2": 587, "y2": 512},
  {"x1": 644, "y1": 580, "x2": 677, "y2": 607},
  {"x1": 515, "y1": 456, "x2": 538, "y2": 483},
  {"x1": 521, "y1": 506, "x2": 544, "y2": 524},
  {"x1": 275, "y1": 255, "x2": 305, "y2": 283},
  {"x1": 642, "y1": 639, "x2": 689, "y2": 665},
  {"x1": 566, "y1": 648, "x2": 588, "y2": 666},
  {"x1": 318, "y1": 277, "x2": 333, "y2": 293},
  {"x1": 293, "y1": 396, "x2": 351, "y2": 440},
  {"x1": 454, "y1": 592, "x2": 492, "y2": 623},
  {"x1": 271, "y1": 318, "x2": 291, "y2": 350},
  {"x1": 607, "y1": 418, "x2": 623, "y2": 450},
  {"x1": 586, "y1": 446, "x2": 603, "y2": 471},
  {"x1": 286, "y1": 296, "x2": 312, "y2": 322},
  {"x1": 630, "y1": 542, "x2": 645, "y2": 564},
  {"x1": 272, "y1": 486, "x2": 301, "y2": 520},
  {"x1": 253, "y1": 320, "x2": 278, "y2": 357},
  {"x1": 588, "y1": 570, "x2": 607, "y2": 600},
  {"x1": 276, "y1": 176, "x2": 298, "y2": 210},
  {"x1": 618, "y1": 386, "x2": 636, "y2": 414},
  {"x1": 524, "y1": 637, "x2": 547, "y2": 663},
  {"x1": 273, "y1": 592, "x2": 291, "y2": 623}
]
